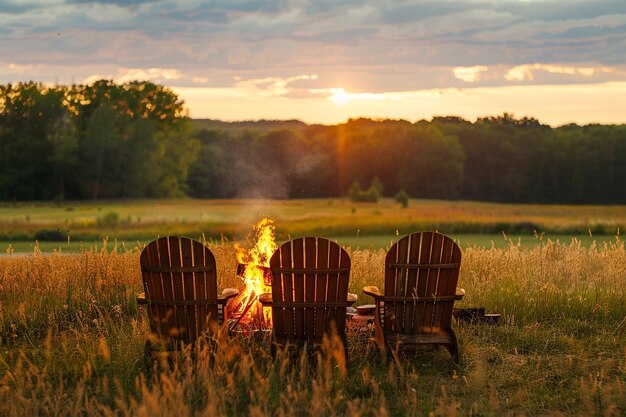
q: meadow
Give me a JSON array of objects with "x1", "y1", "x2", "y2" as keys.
[
  {"x1": 0, "y1": 237, "x2": 624, "y2": 416},
  {"x1": 0, "y1": 198, "x2": 624, "y2": 415},
  {"x1": 1, "y1": 198, "x2": 624, "y2": 253}
]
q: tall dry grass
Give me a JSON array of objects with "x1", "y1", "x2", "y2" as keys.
[{"x1": 0, "y1": 238, "x2": 624, "y2": 416}]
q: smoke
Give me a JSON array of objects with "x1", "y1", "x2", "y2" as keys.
[{"x1": 234, "y1": 168, "x2": 290, "y2": 200}]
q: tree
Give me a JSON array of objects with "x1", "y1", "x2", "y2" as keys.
[
  {"x1": 395, "y1": 189, "x2": 409, "y2": 208},
  {"x1": 397, "y1": 126, "x2": 464, "y2": 199}
]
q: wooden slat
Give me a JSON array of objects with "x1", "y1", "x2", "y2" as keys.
[
  {"x1": 416, "y1": 232, "x2": 433, "y2": 334},
  {"x1": 139, "y1": 236, "x2": 221, "y2": 346},
  {"x1": 304, "y1": 237, "x2": 317, "y2": 340},
  {"x1": 387, "y1": 263, "x2": 459, "y2": 270},
  {"x1": 271, "y1": 301, "x2": 348, "y2": 308},
  {"x1": 181, "y1": 238, "x2": 197, "y2": 342},
  {"x1": 315, "y1": 238, "x2": 329, "y2": 340},
  {"x1": 142, "y1": 265, "x2": 215, "y2": 273},
  {"x1": 271, "y1": 267, "x2": 350, "y2": 274},
  {"x1": 157, "y1": 237, "x2": 177, "y2": 338},
  {"x1": 424, "y1": 232, "x2": 443, "y2": 333},
  {"x1": 269, "y1": 237, "x2": 351, "y2": 351},
  {"x1": 431, "y1": 237, "x2": 452, "y2": 333},
  {"x1": 201, "y1": 241, "x2": 219, "y2": 326},
  {"x1": 394, "y1": 236, "x2": 409, "y2": 333},
  {"x1": 145, "y1": 299, "x2": 218, "y2": 306},
  {"x1": 379, "y1": 232, "x2": 463, "y2": 358},
  {"x1": 142, "y1": 241, "x2": 164, "y2": 336},
  {"x1": 336, "y1": 243, "x2": 350, "y2": 340},
  {"x1": 292, "y1": 238, "x2": 305, "y2": 339},
  {"x1": 384, "y1": 330, "x2": 454, "y2": 345},
  {"x1": 383, "y1": 295, "x2": 458, "y2": 302},
  {"x1": 326, "y1": 240, "x2": 340, "y2": 330},
  {"x1": 169, "y1": 237, "x2": 186, "y2": 342},
  {"x1": 193, "y1": 240, "x2": 208, "y2": 332},
  {"x1": 404, "y1": 233, "x2": 420, "y2": 334},
  {"x1": 270, "y1": 247, "x2": 285, "y2": 338},
  {"x1": 383, "y1": 241, "x2": 398, "y2": 333},
  {"x1": 282, "y1": 241, "x2": 295, "y2": 339},
  {"x1": 439, "y1": 237, "x2": 462, "y2": 331}
]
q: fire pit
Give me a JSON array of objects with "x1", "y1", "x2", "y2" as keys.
[
  {"x1": 226, "y1": 218, "x2": 360, "y2": 336},
  {"x1": 227, "y1": 218, "x2": 277, "y2": 335},
  {"x1": 228, "y1": 263, "x2": 273, "y2": 334}
]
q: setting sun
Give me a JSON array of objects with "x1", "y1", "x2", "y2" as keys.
[{"x1": 328, "y1": 88, "x2": 351, "y2": 106}]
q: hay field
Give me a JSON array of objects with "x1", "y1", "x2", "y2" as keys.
[
  {"x1": 0, "y1": 238, "x2": 624, "y2": 416},
  {"x1": 1, "y1": 198, "x2": 624, "y2": 255},
  {"x1": 1, "y1": 198, "x2": 624, "y2": 243}
]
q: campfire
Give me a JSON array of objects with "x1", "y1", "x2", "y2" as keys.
[{"x1": 228, "y1": 218, "x2": 277, "y2": 334}]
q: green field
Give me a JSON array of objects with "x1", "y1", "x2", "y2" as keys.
[
  {"x1": 1, "y1": 198, "x2": 624, "y2": 253},
  {"x1": 2, "y1": 233, "x2": 621, "y2": 255}
]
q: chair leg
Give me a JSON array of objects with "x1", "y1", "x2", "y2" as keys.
[
  {"x1": 373, "y1": 304, "x2": 386, "y2": 353},
  {"x1": 442, "y1": 328, "x2": 459, "y2": 364}
]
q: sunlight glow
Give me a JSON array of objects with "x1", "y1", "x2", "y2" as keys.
[
  {"x1": 174, "y1": 81, "x2": 626, "y2": 126},
  {"x1": 329, "y1": 88, "x2": 351, "y2": 105}
]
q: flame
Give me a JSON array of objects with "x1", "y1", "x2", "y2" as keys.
[{"x1": 232, "y1": 218, "x2": 277, "y2": 327}]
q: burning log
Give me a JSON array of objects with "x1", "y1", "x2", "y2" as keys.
[{"x1": 227, "y1": 218, "x2": 277, "y2": 334}]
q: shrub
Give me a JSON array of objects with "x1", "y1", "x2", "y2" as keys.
[
  {"x1": 370, "y1": 176, "x2": 384, "y2": 197},
  {"x1": 395, "y1": 189, "x2": 409, "y2": 208},
  {"x1": 34, "y1": 229, "x2": 65, "y2": 241},
  {"x1": 97, "y1": 211, "x2": 120, "y2": 228},
  {"x1": 347, "y1": 179, "x2": 382, "y2": 203}
]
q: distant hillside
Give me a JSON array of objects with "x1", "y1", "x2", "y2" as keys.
[{"x1": 191, "y1": 119, "x2": 308, "y2": 133}]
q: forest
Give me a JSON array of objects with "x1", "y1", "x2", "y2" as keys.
[{"x1": 1, "y1": 81, "x2": 624, "y2": 204}]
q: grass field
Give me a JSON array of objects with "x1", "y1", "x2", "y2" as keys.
[
  {"x1": 1, "y1": 198, "x2": 624, "y2": 415},
  {"x1": 2, "y1": 232, "x2": 621, "y2": 254},
  {"x1": 1, "y1": 198, "x2": 624, "y2": 252},
  {"x1": 0, "y1": 239, "x2": 624, "y2": 416}
]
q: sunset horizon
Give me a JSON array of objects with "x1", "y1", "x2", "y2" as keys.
[
  {"x1": 173, "y1": 80, "x2": 626, "y2": 127},
  {"x1": 3, "y1": 0, "x2": 625, "y2": 126}
]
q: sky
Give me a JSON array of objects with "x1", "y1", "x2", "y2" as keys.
[{"x1": 1, "y1": 0, "x2": 625, "y2": 126}]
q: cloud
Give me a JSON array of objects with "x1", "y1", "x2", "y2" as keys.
[
  {"x1": 233, "y1": 74, "x2": 318, "y2": 97},
  {"x1": 494, "y1": 0, "x2": 626, "y2": 23},
  {"x1": 0, "y1": 63, "x2": 39, "y2": 73},
  {"x1": 66, "y1": 0, "x2": 162, "y2": 5},
  {"x1": 2, "y1": 0, "x2": 626, "y2": 109},
  {"x1": 453, "y1": 66, "x2": 488, "y2": 83},
  {"x1": 82, "y1": 67, "x2": 182, "y2": 84},
  {"x1": 505, "y1": 63, "x2": 610, "y2": 81}
]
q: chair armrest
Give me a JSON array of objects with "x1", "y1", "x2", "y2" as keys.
[
  {"x1": 258, "y1": 292, "x2": 272, "y2": 306},
  {"x1": 363, "y1": 286, "x2": 383, "y2": 300},
  {"x1": 218, "y1": 288, "x2": 239, "y2": 303},
  {"x1": 136, "y1": 293, "x2": 147, "y2": 305},
  {"x1": 455, "y1": 287, "x2": 465, "y2": 300},
  {"x1": 347, "y1": 292, "x2": 358, "y2": 306}
]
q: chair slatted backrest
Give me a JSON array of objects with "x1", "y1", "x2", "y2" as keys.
[
  {"x1": 140, "y1": 236, "x2": 219, "y2": 344},
  {"x1": 383, "y1": 232, "x2": 461, "y2": 335},
  {"x1": 270, "y1": 237, "x2": 351, "y2": 343}
]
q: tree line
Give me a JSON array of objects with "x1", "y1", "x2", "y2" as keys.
[
  {"x1": 1, "y1": 81, "x2": 624, "y2": 204},
  {"x1": 0, "y1": 81, "x2": 196, "y2": 200}
]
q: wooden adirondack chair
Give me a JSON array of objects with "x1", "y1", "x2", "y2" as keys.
[
  {"x1": 363, "y1": 232, "x2": 464, "y2": 362},
  {"x1": 259, "y1": 237, "x2": 351, "y2": 359},
  {"x1": 136, "y1": 236, "x2": 239, "y2": 356}
]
